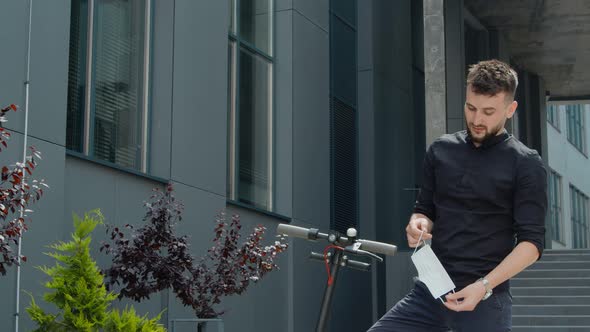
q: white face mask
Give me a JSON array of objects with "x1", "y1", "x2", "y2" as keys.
[{"x1": 411, "y1": 231, "x2": 456, "y2": 300}]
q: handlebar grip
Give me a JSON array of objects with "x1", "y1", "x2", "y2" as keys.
[
  {"x1": 346, "y1": 259, "x2": 371, "y2": 272},
  {"x1": 309, "y1": 252, "x2": 326, "y2": 262},
  {"x1": 277, "y1": 223, "x2": 310, "y2": 239},
  {"x1": 357, "y1": 239, "x2": 397, "y2": 256}
]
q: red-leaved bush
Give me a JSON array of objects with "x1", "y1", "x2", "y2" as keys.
[
  {"x1": 0, "y1": 104, "x2": 47, "y2": 275},
  {"x1": 101, "y1": 184, "x2": 288, "y2": 318}
]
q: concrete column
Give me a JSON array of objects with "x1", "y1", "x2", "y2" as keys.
[
  {"x1": 445, "y1": 0, "x2": 466, "y2": 134},
  {"x1": 424, "y1": 0, "x2": 447, "y2": 146}
]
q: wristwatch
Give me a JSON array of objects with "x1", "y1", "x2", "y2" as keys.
[{"x1": 477, "y1": 277, "x2": 493, "y2": 301}]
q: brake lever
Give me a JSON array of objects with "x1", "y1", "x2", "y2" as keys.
[{"x1": 344, "y1": 243, "x2": 384, "y2": 262}]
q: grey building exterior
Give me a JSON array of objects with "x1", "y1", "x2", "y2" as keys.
[
  {"x1": 546, "y1": 102, "x2": 590, "y2": 249},
  {"x1": 0, "y1": 0, "x2": 585, "y2": 331}
]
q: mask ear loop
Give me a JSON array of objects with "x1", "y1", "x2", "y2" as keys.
[{"x1": 413, "y1": 229, "x2": 425, "y2": 255}]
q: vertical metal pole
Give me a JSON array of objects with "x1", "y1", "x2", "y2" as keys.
[{"x1": 14, "y1": 1, "x2": 33, "y2": 331}]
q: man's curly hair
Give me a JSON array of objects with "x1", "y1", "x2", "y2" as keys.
[{"x1": 466, "y1": 59, "x2": 518, "y2": 101}]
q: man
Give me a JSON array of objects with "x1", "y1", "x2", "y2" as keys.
[{"x1": 368, "y1": 59, "x2": 547, "y2": 331}]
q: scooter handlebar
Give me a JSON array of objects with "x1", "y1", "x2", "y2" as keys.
[
  {"x1": 277, "y1": 223, "x2": 397, "y2": 256},
  {"x1": 277, "y1": 223, "x2": 313, "y2": 240}
]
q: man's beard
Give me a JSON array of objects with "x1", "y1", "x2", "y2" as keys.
[{"x1": 466, "y1": 121, "x2": 504, "y2": 144}]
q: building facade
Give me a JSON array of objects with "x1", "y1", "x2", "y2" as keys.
[
  {"x1": 1, "y1": 1, "x2": 376, "y2": 331},
  {"x1": 546, "y1": 102, "x2": 590, "y2": 249}
]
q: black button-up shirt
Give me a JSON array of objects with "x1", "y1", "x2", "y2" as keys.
[{"x1": 414, "y1": 130, "x2": 547, "y2": 292}]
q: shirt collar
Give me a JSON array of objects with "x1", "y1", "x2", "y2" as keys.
[{"x1": 465, "y1": 129, "x2": 510, "y2": 149}]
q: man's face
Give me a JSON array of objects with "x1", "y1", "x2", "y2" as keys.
[{"x1": 464, "y1": 85, "x2": 518, "y2": 146}]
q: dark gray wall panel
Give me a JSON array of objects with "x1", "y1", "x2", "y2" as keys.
[
  {"x1": 357, "y1": 0, "x2": 378, "y2": 322},
  {"x1": 292, "y1": 11, "x2": 330, "y2": 229},
  {"x1": 276, "y1": 0, "x2": 293, "y2": 11},
  {"x1": 374, "y1": 86, "x2": 416, "y2": 248},
  {"x1": 294, "y1": 0, "x2": 329, "y2": 32},
  {"x1": 149, "y1": 1, "x2": 175, "y2": 179},
  {"x1": 0, "y1": 1, "x2": 70, "y2": 146},
  {"x1": 64, "y1": 158, "x2": 116, "y2": 220},
  {"x1": 0, "y1": 1, "x2": 27, "y2": 131},
  {"x1": 357, "y1": 1, "x2": 375, "y2": 240},
  {"x1": 358, "y1": 0, "x2": 373, "y2": 72},
  {"x1": 27, "y1": 0, "x2": 70, "y2": 145},
  {"x1": 372, "y1": 0, "x2": 417, "y2": 248},
  {"x1": 171, "y1": 0, "x2": 229, "y2": 195},
  {"x1": 371, "y1": 0, "x2": 422, "y2": 318},
  {"x1": 373, "y1": 0, "x2": 412, "y2": 95},
  {"x1": 358, "y1": 71, "x2": 375, "y2": 239}
]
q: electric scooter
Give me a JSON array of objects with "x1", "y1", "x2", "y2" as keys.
[{"x1": 277, "y1": 224, "x2": 397, "y2": 332}]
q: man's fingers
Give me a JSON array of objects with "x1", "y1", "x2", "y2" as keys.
[
  {"x1": 444, "y1": 289, "x2": 480, "y2": 312},
  {"x1": 414, "y1": 218, "x2": 432, "y2": 231},
  {"x1": 443, "y1": 294, "x2": 475, "y2": 312},
  {"x1": 408, "y1": 225, "x2": 433, "y2": 239},
  {"x1": 445, "y1": 291, "x2": 463, "y2": 301},
  {"x1": 410, "y1": 221, "x2": 423, "y2": 233},
  {"x1": 443, "y1": 300, "x2": 458, "y2": 311},
  {"x1": 443, "y1": 300, "x2": 468, "y2": 312}
]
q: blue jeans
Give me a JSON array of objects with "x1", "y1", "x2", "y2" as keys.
[{"x1": 367, "y1": 281, "x2": 512, "y2": 332}]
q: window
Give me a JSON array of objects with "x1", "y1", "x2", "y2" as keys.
[
  {"x1": 548, "y1": 170, "x2": 563, "y2": 242},
  {"x1": 66, "y1": 0, "x2": 151, "y2": 172},
  {"x1": 227, "y1": 0, "x2": 274, "y2": 210},
  {"x1": 547, "y1": 104, "x2": 560, "y2": 130},
  {"x1": 566, "y1": 104, "x2": 587, "y2": 155},
  {"x1": 570, "y1": 185, "x2": 589, "y2": 248}
]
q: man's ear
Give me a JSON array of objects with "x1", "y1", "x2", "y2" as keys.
[{"x1": 507, "y1": 101, "x2": 518, "y2": 119}]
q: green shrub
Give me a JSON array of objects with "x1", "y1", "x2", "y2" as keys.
[
  {"x1": 26, "y1": 210, "x2": 165, "y2": 332},
  {"x1": 104, "y1": 307, "x2": 165, "y2": 332}
]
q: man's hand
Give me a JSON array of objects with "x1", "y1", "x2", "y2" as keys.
[
  {"x1": 406, "y1": 214, "x2": 433, "y2": 248},
  {"x1": 443, "y1": 281, "x2": 487, "y2": 312}
]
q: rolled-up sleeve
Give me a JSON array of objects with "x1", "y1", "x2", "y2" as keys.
[
  {"x1": 513, "y1": 152, "x2": 547, "y2": 260},
  {"x1": 413, "y1": 144, "x2": 436, "y2": 221}
]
